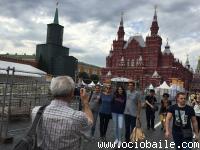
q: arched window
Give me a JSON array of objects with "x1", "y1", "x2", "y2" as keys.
[
  {"x1": 127, "y1": 59, "x2": 129, "y2": 67},
  {"x1": 131, "y1": 59, "x2": 134, "y2": 67}
]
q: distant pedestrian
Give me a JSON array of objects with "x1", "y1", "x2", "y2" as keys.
[
  {"x1": 32, "y1": 76, "x2": 93, "y2": 150},
  {"x1": 111, "y1": 86, "x2": 126, "y2": 147},
  {"x1": 191, "y1": 95, "x2": 200, "y2": 132},
  {"x1": 145, "y1": 89, "x2": 157, "y2": 131},
  {"x1": 159, "y1": 93, "x2": 171, "y2": 131},
  {"x1": 89, "y1": 84, "x2": 101, "y2": 138},
  {"x1": 99, "y1": 85, "x2": 113, "y2": 141},
  {"x1": 165, "y1": 92, "x2": 199, "y2": 150},
  {"x1": 124, "y1": 81, "x2": 141, "y2": 142}
]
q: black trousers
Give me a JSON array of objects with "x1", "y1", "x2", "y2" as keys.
[
  {"x1": 99, "y1": 113, "x2": 111, "y2": 138},
  {"x1": 125, "y1": 114, "x2": 136, "y2": 142},
  {"x1": 146, "y1": 109, "x2": 155, "y2": 129},
  {"x1": 197, "y1": 116, "x2": 200, "y2": 132},
  {"x1": 173, "y1": 131, "x2": 193, "y2": 150}
]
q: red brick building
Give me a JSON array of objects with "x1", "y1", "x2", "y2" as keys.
[{"x1": 101, "y1": 8, "x2": 193, "y2": 91}]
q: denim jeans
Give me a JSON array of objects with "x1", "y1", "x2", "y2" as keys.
[
  {"x1": 91, "y1": 110, "x2": 99, "y2": 136},
  {"x1": 112, "y1": 113, "x2": 124, "y2": 141},
  {"x1": 172, "y1": 132, "x2": 193, "y2": 150}
]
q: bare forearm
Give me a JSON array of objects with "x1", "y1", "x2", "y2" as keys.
[
  {"x1": 82, "y1": 102, "x2": 93, "y2": 124},
  {"x1": 192, "y1": 121, "x2": 199, "y2": 135},
  {"x1": 145, "y1": 100, "x2": 153, "y2": 107},
  {"x1": 165, "y1": 118, "x2": 170, "y2": 132},
  {"x1": 137, "y1": 101, "x2": 141, "y2": 116}
]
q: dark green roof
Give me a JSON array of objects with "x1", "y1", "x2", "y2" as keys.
[{"x1": 53, "y1": 8, "x2": 59, "y2": 24}]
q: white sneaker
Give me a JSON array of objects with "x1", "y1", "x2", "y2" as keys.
[
  {"x1": 193, "y1": 134, "x2": 195, "y2": 139},
  {"x1": 114, "y1": 139, "x2": 118, "y2": 145},
  {"x1": 117, "y1": 141, "x2": 122, "y2": 148}
]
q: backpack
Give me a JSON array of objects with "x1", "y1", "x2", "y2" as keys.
[{"x1": 13, "y1": 105, "x2": 47, "y2": 150}]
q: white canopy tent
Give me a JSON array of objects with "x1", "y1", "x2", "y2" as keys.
[
  {"x1": 156, "y1": 81, "x2": 170, "y2": 101},
  {"x1": 88, "y1": 81, "x2": 95, "y2": 87},
  {"x1": 0, "y1": 60, "x2": 46, "y2": 77},
  {"x1": 111, "y1": 77, "x2": 131, "y2": 82},
  {"x1": 81, "y1": 80, "x2": 87, "y2": 86},
  {"x1": 97, "y1": 81, "x2": 103, "y2": 86},
  {"x1": 147, "y1": 84, "x2": 154, "y2": 89},
  {"x1": 157, "y1": 81, "x2": 170, "y2": 90}
]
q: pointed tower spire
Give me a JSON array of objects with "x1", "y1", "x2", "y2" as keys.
[
  {"x1": 117, "y1": 12, "x2": 125, "y2": 41},
  {"x1": 165, "y1": 38, "x2": 170, "y2": 48},
  {"x1": 150, "y1": 5, "x2": 159, "y2": 36},
  {"x1": 196, "y1": 56, "x2": 200, "y2": 73},
  {"x1": 164, "y1": 38, "x2": 171, "y2": 54},
  {"x1": 185, "y1": 54, "x2": 190, "y2": 68},
  {"x1": 153, "y1": 5, "x2": 157, "y2": 22},
  {"x1": 46, "y1": 0, "x2": 63, "y2": 46},
  {"x1": 53, "y1": 0, "x2": 59, "y2": 24},
  {"x1": 120, "y1": 12, "x2": 124, "y2": 27}
]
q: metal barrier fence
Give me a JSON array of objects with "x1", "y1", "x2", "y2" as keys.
[{"x1": 0, "y1": 67, "x2": 51, "y2": 143}]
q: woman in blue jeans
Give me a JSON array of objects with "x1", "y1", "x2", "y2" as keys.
[{"x1": 111, "y1": 86, "x2": 126, "y2": 148}]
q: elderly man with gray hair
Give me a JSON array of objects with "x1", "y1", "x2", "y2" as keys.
[{"x1": 32, "y1": 76, "x2": 93, "y2": 150}]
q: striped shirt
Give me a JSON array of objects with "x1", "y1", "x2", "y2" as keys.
[{"x1": 32, "y1": 99, "x2": 92, "y2": 150}]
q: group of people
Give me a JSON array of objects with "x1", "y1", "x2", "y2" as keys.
[
  {"x1": 31, "y1": 75, "x2": 200, "y2": 150},
  {"x1": 88, "y1": 82, "x2": 141, "y2": 147}
]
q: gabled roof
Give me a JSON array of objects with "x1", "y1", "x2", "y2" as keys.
[
  {"x1": 124, "y1": 35, "x2": 145, "y2": 49},
  {"x1": 152, "y1": 70, "x2": 160, "y2": 78}
]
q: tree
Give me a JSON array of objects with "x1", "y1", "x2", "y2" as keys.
[
  {"x1": 78, "y1": 72, "x2": 89, "y2": 79},
  {"x1": 78, "y1": 72, "x2": 91, "y2": 84},
  {"x1": 90, "y1": 74, "x2": 99, "y2": 84}
]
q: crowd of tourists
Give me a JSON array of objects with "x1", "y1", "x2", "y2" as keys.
[{"x1": 26, "y1": 76, "x2": 200, "y2": 150}]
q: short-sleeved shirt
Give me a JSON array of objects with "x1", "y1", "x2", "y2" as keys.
[
  {"x1": 89, "y1": 92, "x2": 101, "y2": 112},
  {"x1": 145, "y1": 95, "x2": 157, "y2": 110},
  {"x1": 32, "y1": 100, "x2": 92, "y2": 150},
  {"x1": 124, "y1": 90, "x2": 141, "y2": 117},
  {"x1": 194, "y1": 104, "x2": 200, "y2": 117},
  {"x1": 167, "y1": 104, "x2": 195, "y2": 133},
  {"x1": 159, "y1": 100, "x2": 172, "y2": 114},
  {"x1": 99, "y1": 93, "x2": 113, "y2": 114}
]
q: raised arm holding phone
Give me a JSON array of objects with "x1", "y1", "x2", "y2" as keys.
[{"x1": 80, "y1": 88, "x2": 94, "y2": 124}]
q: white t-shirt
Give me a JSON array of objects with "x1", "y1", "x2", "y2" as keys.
[{"x1": 194, "y1": 104, "x2": 200, "y2": 117}]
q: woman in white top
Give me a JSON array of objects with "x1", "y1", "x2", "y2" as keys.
[{"x1": 192, "y1": 96, "x2": 200, "y2": 132}]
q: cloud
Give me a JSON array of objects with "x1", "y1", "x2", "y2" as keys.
[{"x1": 0, "y1": 0, "x2": 200, "y2": 69}]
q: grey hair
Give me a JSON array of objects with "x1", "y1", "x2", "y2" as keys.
[{"x1": 50, "y1": 76, "x2": 75, "y2": 97}]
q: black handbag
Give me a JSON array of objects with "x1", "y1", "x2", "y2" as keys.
[
  {"x1": 13, "y1": 105, "x2": 47, "y2": 150},
  {"x1": 178, "y1": 108, "x2": 193, "y2": 139},
  {"x1": 153, "y1": 104, "x2": 159, "y2": 112}
]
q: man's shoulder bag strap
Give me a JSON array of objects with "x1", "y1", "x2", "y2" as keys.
[{"x1": 27, "y1": 105, "x2": 47, "y2": 136}]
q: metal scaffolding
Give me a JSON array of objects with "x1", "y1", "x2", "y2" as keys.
[{"x1": 0, "y1": 67, "x2": 51, "y2": 143}]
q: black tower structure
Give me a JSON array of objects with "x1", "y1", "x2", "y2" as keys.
[{"x1": 36, "y1": 7, "x2": 78, "y2": 78}]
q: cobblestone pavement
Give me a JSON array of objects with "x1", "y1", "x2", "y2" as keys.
[{"x1": 1, "y1": 102, "x2": 199, "y2": 150}]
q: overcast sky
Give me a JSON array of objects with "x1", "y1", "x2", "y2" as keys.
[{"x1": 0, "y1": 0, "x2": 200, "y2": 69}]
